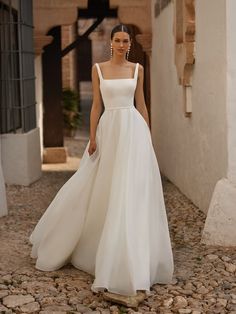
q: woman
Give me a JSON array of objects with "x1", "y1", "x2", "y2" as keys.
[{"x1": 30, "y1": 24, "x2": 174, "y2": 297}]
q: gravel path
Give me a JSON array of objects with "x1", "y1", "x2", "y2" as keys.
[{"x1": 0, "y1": 138, "x2": 235, "y2": 314}]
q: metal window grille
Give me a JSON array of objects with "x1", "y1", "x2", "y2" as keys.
[{"x1": 0, "y1": 0, "x2": 36, "y2": 134}]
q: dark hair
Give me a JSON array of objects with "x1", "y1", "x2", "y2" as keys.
[{"x1": 110, "y1": 24, "x2": 131, "y2": 40}]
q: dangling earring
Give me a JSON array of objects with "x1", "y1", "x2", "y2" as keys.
[
  {"x1": 126, "y1": 45, "x2": 131, "y2": 60},
  {"x1": 110, "y1": 44, "x2": 113, "y2": 59}
]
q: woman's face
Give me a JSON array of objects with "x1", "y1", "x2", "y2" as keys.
[{"x1": 111, "y1": 31, "x2": 131, "y2": 57}]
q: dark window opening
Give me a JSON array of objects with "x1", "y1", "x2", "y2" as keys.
[{"x1": 0, "y1": 0, "x2": 36, "y2": 134}]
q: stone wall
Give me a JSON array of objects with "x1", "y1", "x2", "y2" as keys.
[
  {"x1": 61, "y1": 24, "x2": 77, "y2": 90},
  {"x1": 151, "y1": 0, "x2": 228, "y2": 213}
]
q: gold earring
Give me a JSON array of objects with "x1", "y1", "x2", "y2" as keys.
[
  {"x1": 110, "y1": 44, "x2": 113, "y2": 59},
  {"x1": 126, "y1": 45, "x2": 131, "y2": 60}
]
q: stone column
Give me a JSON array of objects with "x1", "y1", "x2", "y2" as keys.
[
  {"x1": 33, "y1": 2, "x2": 81, "y2": 163},
  {"x1": 0, "y1": 141, "x2": 7, "y2": 217},
  {"x1": 42, "y1": 26, "x2": 64, "y2": 149},
  {"x1": 34, "y1": 32, "x2": 53, "y2": 158},
  {"x1": 202, "y1": 0, "x2": 236, "y2": 246}
]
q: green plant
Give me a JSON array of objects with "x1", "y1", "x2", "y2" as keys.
[{"x1": 62, "y1": 89, "x2": 82, "y2": 131}]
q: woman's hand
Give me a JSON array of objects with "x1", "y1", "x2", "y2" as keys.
[{"x1": 88, "y1": 140, "x2": 97, "y2": 156}]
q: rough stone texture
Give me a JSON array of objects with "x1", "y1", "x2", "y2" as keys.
[
  {"x1": 43, "y1": 147, "x2": 68, "y2": 164},
  {"x1": 20, "y1": 301, "x2": 40, "y2": 313},
  {"x1": 0, "y1": 304, "x2": 9, "y2": 312},
  {"x1": 0, "y1": 290, "x2": 9, "y2": 298},
  {"x1": 0, "y1": 137, "x2": 235, "y2": 313},
  {"x1": 3, "y1": 294, "x2": 35, "y2": 308}
]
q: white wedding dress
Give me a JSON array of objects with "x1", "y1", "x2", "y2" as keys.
[{"x1": 30, "y1": 63, "x2": 174, "y2": 296}]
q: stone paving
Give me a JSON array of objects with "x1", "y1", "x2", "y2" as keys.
[{"x1": 0, "y1": 137, "x2": 235, "y2": 314}]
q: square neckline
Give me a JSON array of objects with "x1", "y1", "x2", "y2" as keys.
[{"x1": 96, "y1": 63, "x2": 139, "y2": 81}]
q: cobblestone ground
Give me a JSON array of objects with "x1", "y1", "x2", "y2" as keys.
[{"x1": 0, "y1": 137, "x2": 235, "y2": 314}]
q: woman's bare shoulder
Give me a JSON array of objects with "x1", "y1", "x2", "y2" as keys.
[
  {"x1": 127, "y1": 62, "x2": 143, "y2": 73},
  {"x1": 92, "y1": 61, "x2": 109, "y2": 67},
  {"x1": 96, "y1": 61, "x2": 110, "y2": 68},
  {"x1": 129, "y1": 61, "x2": 142, "y2": 67},
  {"x1": 136, "y1": 62, "x2": 143, "y2": 73},
  {"x1": 92, "y1": 62, "x2": 109, "y2": 75},
  {"x1": 127, "y1": 61, "x2": 136, "y2": 66}
]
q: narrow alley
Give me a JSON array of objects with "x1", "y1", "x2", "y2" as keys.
[
  {"x1": 0, "y1": 136, "x2": 235, "y2": 314},
  {"x1": 1, "y1": 1, "x2": 236, "y2": 313}
]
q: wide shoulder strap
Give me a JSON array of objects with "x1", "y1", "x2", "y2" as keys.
[
  {"x1": 134, "y1": 63, "x2": 139, "y2": 81},
  {"x1": 95, "y1": 63, "x2": 103, "y2": 80}
]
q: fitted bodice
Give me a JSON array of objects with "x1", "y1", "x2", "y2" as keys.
[{"x1": 95, "y1": 63, "x2": 139, "y2": 110}]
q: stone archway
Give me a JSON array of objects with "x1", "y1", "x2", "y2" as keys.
[{"x1": 33, "y1": 0, "x2": 153, "y2": 158}]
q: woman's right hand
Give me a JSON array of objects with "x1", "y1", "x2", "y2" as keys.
[{"x1": 88, "y1": 140, "x2": 97, "y2": 156}]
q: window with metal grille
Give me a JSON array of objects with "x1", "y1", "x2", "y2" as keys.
[{"x1": 0, "y1": 0, "x2": 36, "y2": 134}]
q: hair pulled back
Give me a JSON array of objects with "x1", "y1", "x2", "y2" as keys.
[{"x1": 110, "y1": 24, "x2": 131, "y2": 40}]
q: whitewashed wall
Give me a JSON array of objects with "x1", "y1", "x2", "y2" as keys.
[
  {"x1": 35, "y1": 56, "x2": 44, "y2": 157},
  {"x1": 151, "y1": 0, "x2": 228, "y2": 213},
  {"x1": 202, "y1": 0, "x2": 236, "y2": 246},
  {"x1": 1, "y1": 129, "x2": 42, "y2": 186},
  {"x1": 0, "y1": 141, "x2": 7, "y2": 217}
]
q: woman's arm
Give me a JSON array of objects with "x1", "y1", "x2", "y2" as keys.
[
  {"x1": 89, "y1": 64, "x2": 103, "y2": 142},
  {"x1": 134, "y1": 64, "x2": 150, "y2": 129},
  {"x1": 88, "y1": 65, "x2": 103, "y2": 156}
]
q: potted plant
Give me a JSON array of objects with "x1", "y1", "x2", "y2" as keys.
[{"x1": 62, "y1": 88, "x2": 82, "y2": 137}]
